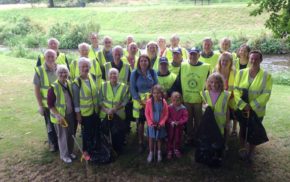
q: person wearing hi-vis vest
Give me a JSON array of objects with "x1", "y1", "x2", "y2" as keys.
[
  {"x1": 157, "y1": 36, "x2": 167, "y2": 58},
  {"x1": 168, "y1": 48, "x2": 210, "y2": 146},
  {"x1": 215, "y1": 52, "x2": 238, "y2": 138},
  {"x1": 69, "y1": 42, "x2": 102, "y2": 88},
  {"x1": 168, "y1": 48, "x2": 184, "y2": 75},
  {"x1": 234, "y1": 50, "x2": 272, "y2": 163},
  {"x1": 200, "y1": 37, "x2": 220, "y2": 72},
  {"x1": 102, "y1": 46, "x2": 131, "y2": 84},
  {"x1": 218, "y1": 37, "x2": 237, "y2": 61},
  {"x1": 47, "y1": 65, "x2": 76, "y2": 164},
  {"x1": 99, "y1": 68, "x2": 130, "y2": 154},
  {"x1": 33, "y1": 49, "x2": 58, "y2": 152},
  {"x1": 88, "y1": 33, "x2": 102, "y2": 62},
  {"x1": 235, "y1": 44, "x2": 251, "y2": 71},
  {"x1": 97, "y1": 36, "x2": 114, "y2": 66},
  {"x1": 157, "y1": 57, "x2": 177, "y2": 98},
  {"x1": 72, "y1": 57, "x2": 100, "y2": 160},
  {"x1": 36, "y1": 38, "x2": 69, "y2": 69},
  {"x1": 123, "y1": 42, "x2": 139, "y2": 70},
  {"x1": 165, "y1": 34, "x2": 188, "y2": 62},
  {"x1": 130, "y1": 54, "x2": 158, "y2": 153},
  {"x1": 123, "y1": 35, "x2": 141, "y2": 57},
  {"x1": 146, "y1": 41, "x2": 160, "y2": 72},
  {"x1": 201, "y1": 73, "x2": 231, "y2": 144}
]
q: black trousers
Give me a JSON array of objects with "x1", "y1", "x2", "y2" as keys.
[
  {"x1": 81, "y1": 113, "x2": 99, "y2": 154},
  {"x1": 43, "y1": 108, "x2": 58, "y2": 149}
]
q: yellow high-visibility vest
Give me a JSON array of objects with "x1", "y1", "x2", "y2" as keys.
[
  {"x1": 201, "y1": 90, "x2": 230, "y2": 135},
  {"x1": 158, "y1": 72, "x2": 177, "y2": 92},
  {"x1": 100, "y1": 81, "x2": 128, "y2": 120},
  {"x1": 39, "y1": 52, "x2": 67, "y2": 66},
  {"x1": 234, "y1": 68, "x2": 272, "y2": 117},
  {"x1": 180, "y1": 62, "x2": 210, "y2": 103},
  {"x1": 74, "y1": 74, "x2": 99, "y2": 117},
  {"x1": 69, "y1": 58, "x2": 102, "y2": 88},
  {"x1": 104, "y1": 61, "x2": 130, "y2": 84},
  {"x1": 35, "y1": 65, "x2": 57, "y2": 107},
  {"x1": 50, "y1": 80, "x2": 73, "y2": 124},
  {"x1": 165, "y1": 47, "x2": 188, "y2": 62},
  {"x1": 200, "y1": 52, "x2": 220, "y2": 72}
]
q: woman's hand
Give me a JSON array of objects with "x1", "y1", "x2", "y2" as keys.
[
  {"x1": 38, "y1": 106, "x2": 44, "y2": 116},
  {"x1": 76, "y1": 112, "x2": 82, "y2": 124}
]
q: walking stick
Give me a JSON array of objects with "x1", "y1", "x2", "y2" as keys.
[{"x1": 72, "y1": 134, "x2": 89, "y2": 177}]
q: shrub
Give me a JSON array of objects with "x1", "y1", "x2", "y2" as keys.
[{"x1": 48, "y1": 20, "x2": 101, "y2": 49}]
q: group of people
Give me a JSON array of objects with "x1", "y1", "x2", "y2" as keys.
[{"x1": 33, "y1": 33, "x2": 272, "y2": 165}]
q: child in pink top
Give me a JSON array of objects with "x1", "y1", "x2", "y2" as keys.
[
  {"x1": 167, "y1": 92, "x2": 188, "y2": 159},
  {"x1": 145, "y1": 85, "x2": 168, "y2": 163}
]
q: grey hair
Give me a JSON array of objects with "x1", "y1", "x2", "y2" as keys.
[
  {"x1": 44, "y1": 49, "x2": 56, "y2": 58},
  {"x1": 78, "y1": 42, "x2": 90, "y2": 51},
  {"x1": 108, "y1": 68, "x2": 119, "y2": 78},
  {"x1": 112, "y1": 45, "x2": 123, "y2": 56},
  {"x1": 78, "y1": 57, "x2": 91, "y2": 68},
  {"x1": 47, "y1": 38, "x2": 60, "y2": 46},
  {"x1": 170, "y1": 34, "x2": 180, "y2": 41},
  {"x1": 157, "y1": 36, "x2": 166, "y2": 42},
  {"x1": 56, "y1": 65, "x2": 69, "y2": 76}
]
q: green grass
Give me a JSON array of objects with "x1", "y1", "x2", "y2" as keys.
[
  {"x1": 0, "y1": 3, "x2": 269, "y2": 46},
  {"x1": 0, "y1": 54, "x2": 290, "y2": 181}
]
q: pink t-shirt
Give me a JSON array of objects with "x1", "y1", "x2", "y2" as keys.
[{"x1": 209, "y1": 91, "x2": 221, "y2": 106}]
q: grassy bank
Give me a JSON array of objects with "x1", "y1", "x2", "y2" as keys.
[
  {"x1": 0, "y1": 55, "x2": 290, "y2": 181},
  {"x1": 0, "y1": 3, "x2": 269, "y2": 47}
]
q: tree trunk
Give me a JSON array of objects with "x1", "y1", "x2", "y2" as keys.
[{"x1": 48, "y1": 0, "x2": 54, "y2": 8}]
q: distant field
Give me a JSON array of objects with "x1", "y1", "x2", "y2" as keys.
[{"x1": 0, "y1": 3, "x2": 269, "y2": 46}]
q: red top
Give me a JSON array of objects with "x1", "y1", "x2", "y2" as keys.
[{"x1": 145, "y1": 98, "x2": 168, "y2": 127}]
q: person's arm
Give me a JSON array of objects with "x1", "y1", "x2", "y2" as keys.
[
  {"x1": 33, "y1": 72, "x2": 44, "y2": 115},
  {"x1": 152, "y1": 69, "x2": 158, "y2": 85},
  {"x1": 249, "y1": 74, "x2": 273, "y2": 111},
  {"x1": 72, "y1": 83, "x2": 82, "y2": 123},
  {"x1": 129, "y1": 71, "x2": 140, "y2": 100},
  {"x1": 167, "y1": 70, "x2": 182, "y2": 96},
  {"x1": 178, "y1": 108, "x2": 189, "y2": 125},
  {"x1": 145, "y1": 100, "x2": 153, "y2": 126},
  {"x1": 233, "y1": 70, "x2": 248, "y2": 111}
]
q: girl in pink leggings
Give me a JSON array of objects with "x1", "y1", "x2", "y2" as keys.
[{"x1": 167, "y1": 92, "x2": 188, "y2": 159}]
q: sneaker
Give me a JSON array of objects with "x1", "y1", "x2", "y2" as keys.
[
  {"x1": 157, "y1": 151, "x2": 162, "y2": 162},
  {"x1": 147, "y1": 152, "x2": 153, "y2": 163},
  {"x1": 167, "y1": 151, "x2": 173, "y2": 160},
  {"x1": 174, "y1": 149, "x2": 181, "y2": 158},
  {"x1": 70, "y1": 153, "x2": 76, "y2": 160},
  {"x1": 62, "y1": 157, "x2": 72, "y2": 164}
]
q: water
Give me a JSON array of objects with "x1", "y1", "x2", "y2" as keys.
[{"x1": 262, "y1": 54, "x2": 290, "y2": 74}]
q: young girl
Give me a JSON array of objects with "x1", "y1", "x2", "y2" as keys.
[
  {"x1": 145, "y1": 84, "x2": 168, "y2": 163},
  {"x1": 201, "y1": 73, "x2": 230, "y2": 143},
  {"x1": 166, "y1": 92, "x2": 188, "y2": 159}
]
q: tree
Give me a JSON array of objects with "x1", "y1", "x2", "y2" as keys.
[
  {"x1": 48, "y1": 0, "x2": 54, "y2": 7},
  {"x1": 249, "y1": 0, "x2": 290, "y2": 39}
]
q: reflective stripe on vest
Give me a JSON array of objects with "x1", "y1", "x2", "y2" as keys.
[
  {"x1": 104, "y1": 62, "x2": 130, "y2": 84},
  {"x1": 75, "y1": 74, "x2": 98, "y2": 116},
  {"x1": 100, "y1": 81, "x2": 127, "y2": 119},
  {"x1": 202, "y1": 90, "x2": 229, "y2": 134},
  {"x1": 35, "y1": 66, "x2": 56, "y2": 107}
]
